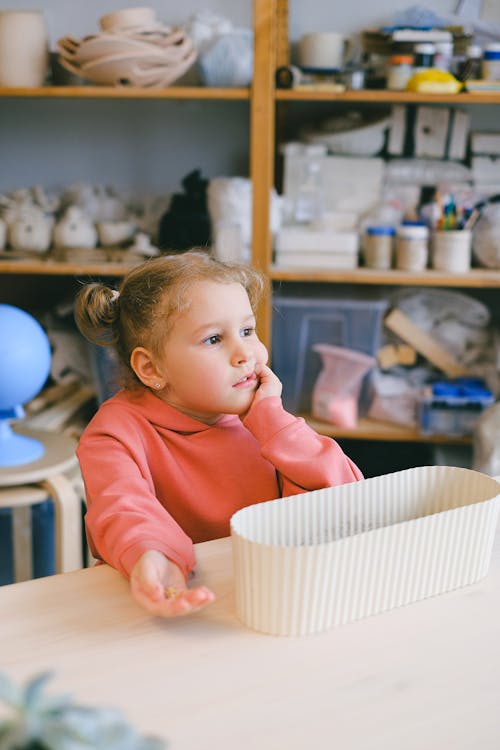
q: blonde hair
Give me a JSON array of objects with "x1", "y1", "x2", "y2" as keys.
[{"x1": 74, "y1": 250, "x2": 266, "y2": 389}]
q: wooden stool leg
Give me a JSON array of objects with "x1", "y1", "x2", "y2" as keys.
[
  {"x1": 11, "y1": 505, "x2": 33, "y2": 582},
  {"x1": 42, "y1": 474, "x2": 83, "y2": 573}
]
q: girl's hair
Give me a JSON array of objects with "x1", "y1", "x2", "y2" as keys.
[{"x1": 74, "y1": 250, "x2": 266, "y2": 388}]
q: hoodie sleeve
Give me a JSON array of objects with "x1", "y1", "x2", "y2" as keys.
[
  {"x1": 242, "y1": 396, "x2": 363, "y2": 496},
  {"x1": 77, "y1": 417, "x2": 195, "y2": 581}
]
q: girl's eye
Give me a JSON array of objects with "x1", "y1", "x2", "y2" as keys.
[
  {"x1": 203, "y1": 334, "x2": 221, "y2": 346},
  {"x1": 241, "y1": 327, "x2": 255, "y2": 338}
]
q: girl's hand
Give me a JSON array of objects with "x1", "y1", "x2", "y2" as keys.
[
  {"x1": 130, "y1": 550, "x2": 215, "y2": 618},
  {"x1": 251, "y1": 362, "x2": 282, "y2": 407}
]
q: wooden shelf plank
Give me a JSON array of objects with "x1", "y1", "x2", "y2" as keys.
[
  {"x1": 0, "y1": 85, "x2": 250, "y2": 100},
  {"x1": 0, "y1": 257, "x2": 141, "y2": 276},
  {"x1": 270, "y1": 266, "x2": 500, "y2": 288},
  {"x1": 276, "y1": 89, "x2": 500, "y2": 104},
  {"x1": 304, "y1": 416, "x2": 472, "y2": 444}
]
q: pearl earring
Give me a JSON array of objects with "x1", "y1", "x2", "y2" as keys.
[{"x1": 154, "y1": 383, "x2": 162, "y2": 389}]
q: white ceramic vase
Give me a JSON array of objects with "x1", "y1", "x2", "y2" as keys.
[{"x1": 0, "y1": 10, "x2": 49, "y2": 87}]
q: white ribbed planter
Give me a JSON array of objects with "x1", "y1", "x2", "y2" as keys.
[{"x1": 231, "y1": 466, "x2": 500, "y2": 636}]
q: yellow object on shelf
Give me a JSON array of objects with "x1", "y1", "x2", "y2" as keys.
[{"x1": 406, "y1": 69, "x2": 463, "y2": 94}]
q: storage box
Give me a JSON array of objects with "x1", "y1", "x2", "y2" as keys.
[
  {"x1": 418, "y1": 378, "x2": 494, "y2": 437},
  {"x1": 231, "y1": 466, "x2": 500, "y2": 636},
  {"x1": 271, "y1": 296, "x2": 387, "y2": 412}
]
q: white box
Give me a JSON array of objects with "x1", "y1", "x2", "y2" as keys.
[
  {"x1": 471, "y1": 131, "x2": 500, "y2": 155},
  {"x1": 274, "y1": 251, "x2": 358, "y2": 269},
  {"x1": 472, "y1": 155, "x2": 500, "y2": 183},
  {"x1": 231, "y1": 466, "x2": 500, "y2": 636},
  {"x1": 414, "y1": 106, "x2": 450, "y2": 159},
  {"x1": 447, "y1": 109, "x2": 470, "y2": 161},
  {"x1": 275, "y1": 226, "x2": 359, "y2": 254}
]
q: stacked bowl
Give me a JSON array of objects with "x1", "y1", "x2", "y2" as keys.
[{"x1": 57, "y1": 6, "x2": 196, "y2": 87}]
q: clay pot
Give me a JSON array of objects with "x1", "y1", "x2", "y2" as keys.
[{"x1": 0, "y1": 11, "x2": 49, "y2": 87}]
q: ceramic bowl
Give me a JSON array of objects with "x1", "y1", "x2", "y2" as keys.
[
  {"x1": 57, "y1": 33, "x2": 163, "y2": 66},
  {"x1": 99, "y1": 7, "x2": 158, "y2": 32}
]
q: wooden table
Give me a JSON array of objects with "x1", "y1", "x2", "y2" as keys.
[
  {"x1": 0, "y1": 427, "x2": 82, "y2": 579},
  {"x1": 1, "y1": 531, "x2": 500, "y2": 749}
]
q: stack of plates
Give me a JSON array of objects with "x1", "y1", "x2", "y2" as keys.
[{"x1": 57, "y1": 6, "x2": 196, "y2": 87}]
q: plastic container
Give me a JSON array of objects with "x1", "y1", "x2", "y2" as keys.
[
  {"x1": 231, "y1": 465, "x2": 500, "y2": 636},
  {"x1": 311, "y1": 343, "x2": 376, "y2": 428},
  {"x1": 363, "y1": 225, "x2": 395, "y2": 269},
  {"x1": 482, "y1": 44, "x2": 500, "y2": 80},
  {"x1": 432, "y1": 229, "x2": 472, "y2": 273},
  {"x1": 418, "y1": 378, "x2": 494, "y2": 437},
  {"x1": 395, "y1": 223, "x2": 429, "y2": 271},
  {"x1": 414, "y1": 43, "x2": 436, "y2": 73},
  {"x1": 434, "y1": 41, "x2": 453, "y2": 72},
  {"x1": 271, "y1": 296, "x2": 388, "y2": 413},
  {"x1": 387, "y1": 54, "x2": 414, "y2": 90}
]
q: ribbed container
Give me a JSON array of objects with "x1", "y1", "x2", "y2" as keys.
[{"x1": 231, "y1": 466, "x2": 500, "y2": 636}]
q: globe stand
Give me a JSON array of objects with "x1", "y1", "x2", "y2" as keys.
[{"x1": 0, "y1": 407, "x2": 45, "y2": 468}]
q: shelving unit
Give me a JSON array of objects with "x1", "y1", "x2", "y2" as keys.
[
  {"x1": 0, "y1": 80, "x2": 254, "y2": 300},
  {"x1": 251, "y1": 0, "x2": 500, "y2": 448},
  {"x1": 0, "y1": 0, "x2": 498, "y2": 451}
]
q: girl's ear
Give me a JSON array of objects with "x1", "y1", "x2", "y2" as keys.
[{"x1": 130, "y1": 347, "x2": 166, "y2": 390}]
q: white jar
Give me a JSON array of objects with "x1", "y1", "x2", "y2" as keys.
[
  {"x1": 395, "y1": 224, "x2": 429, "y2": 271},
  {"x1": 0, "y1": 10, "x2": 49, "y2": 87},
  {"x1": 363, "y1": 226, "x2": 395, "y2": 269},
  {"x1": 387, "y1": 55, "x2": 414, "y2": 91},
  {"x1": 432, "y1": 230, "x2": 471, "y2": 273},
  {"x1": 482, "y1": 44, "x2": 500, "y2": 80}
]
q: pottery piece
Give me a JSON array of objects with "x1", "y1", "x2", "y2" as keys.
[
  {"x1": 0, "y1": 10, "x2": 49, "y2": 87},
  {"x1": 8, "y1": 207, "x2": 52, "y2": 253},
  {"x1": 99, "y1": 7, "x2": 158, "y2": 32},
  {"x1": 56, "y1": 26, "x2": 196, "y2": 88},
  {"x1": 53, "y1": 206, "x2": 97, "y2": 249},
  {"x1": 97, "y1": 220, "x2": 136, "y2": 246},
  {"x1": 129, "y1": 232, "x2": 159, "y2": 256}
]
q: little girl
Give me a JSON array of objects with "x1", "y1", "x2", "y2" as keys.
[{"x1": 75, "y1": 251, "x2": 362, "y2": 618}]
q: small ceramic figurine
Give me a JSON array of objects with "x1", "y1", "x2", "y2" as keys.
[
  {"x1": 8, "y1": 206, "x2": 53, "y2": 253},
  {"x1": 97, "y1": 220, "x2": 136, "y2": 247},
  {"x1": 53, "y1": 206, "x2": 97, "y2": 249},
  {"x1": 129, "y1": 232, "x2": 160, "y2": 257}
]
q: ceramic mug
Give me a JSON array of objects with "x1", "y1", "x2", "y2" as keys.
[
  {"x1": 0, "y1": 10, "x2": 49, "y2": 86},
  {"x1": 298, "y1": 32, "x2": 348, "y2": 70}
]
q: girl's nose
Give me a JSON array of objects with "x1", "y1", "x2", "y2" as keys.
[{"x1": 231, "y1": 339, "x2": 252, "y2": 366}]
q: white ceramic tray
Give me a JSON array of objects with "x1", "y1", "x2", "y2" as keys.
[{"x1": 231, "y1": 466, "x2": 500, "y2": 636}]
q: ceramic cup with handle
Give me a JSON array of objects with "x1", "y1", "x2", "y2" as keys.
[{"x1": 298, "y1": 32, "x2": 349, "y2": 70}]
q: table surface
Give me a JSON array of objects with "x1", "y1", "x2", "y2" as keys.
[
  {"x1": 1, "y1": 528, "x2": 500, "y2": 750},
  {"x1": 0, "y1": 427, "x2": 77, "y2": 485}
]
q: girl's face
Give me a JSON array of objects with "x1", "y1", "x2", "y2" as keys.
[{"x1": 152, "y1": 280, "x2": 268, "y2": 424}]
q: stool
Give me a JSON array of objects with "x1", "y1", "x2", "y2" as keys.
[{"x1": 0, "y1": 426, "x2": 83, "y2": 582}]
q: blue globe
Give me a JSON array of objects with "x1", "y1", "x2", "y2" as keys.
[{"x1": 0, "y1": 304, "x2": 52, "y2": 466}]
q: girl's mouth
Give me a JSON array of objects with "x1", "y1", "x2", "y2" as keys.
[{"x1": 233, "y1": 372, "x2": 257, "y2": 388}]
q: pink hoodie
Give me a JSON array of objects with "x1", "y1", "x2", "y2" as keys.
[{"x1": 77, "y1": 390, "x2": 362, "y2": 579}]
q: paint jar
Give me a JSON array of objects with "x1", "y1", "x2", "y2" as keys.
[
  {"x1": 414, "y1": 43, "x2": 436, "y2": 73},
  {"x1": 395, "y1": 223, "x2": 429, "y2": 271},
  {"x1": 482, "y1": 44, "x2": 500, "y2": 80},
  {"x1": 387, "y1": 55, "x2": 414, "y2": 90},
  {"x1": 363, "y1": 226, "x2": 395, "y2": 269}
]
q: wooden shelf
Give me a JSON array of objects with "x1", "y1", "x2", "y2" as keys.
[
  {"x1": 270, "y1": 266, "x2": 500, "y2": 287},
  {"x1": 304, "y1": 416, "x2": 472, "y2": 444},
  {"x1": 0, "y1": 259, "x2": 137, "y2": 276},
  {"x1": 0, "y1": 85, "x2": 250, "y2": 100},
  {"x1": 275, "y1": 89, "x2": 500, "y2": 104}
]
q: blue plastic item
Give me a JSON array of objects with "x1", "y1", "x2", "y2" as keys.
[
  {"x1": 0, "y1": 304, "x2": 51, "y2": 467},
  {"x1": 419, "y1": 377, "x2": 494, "y2": 437}
]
